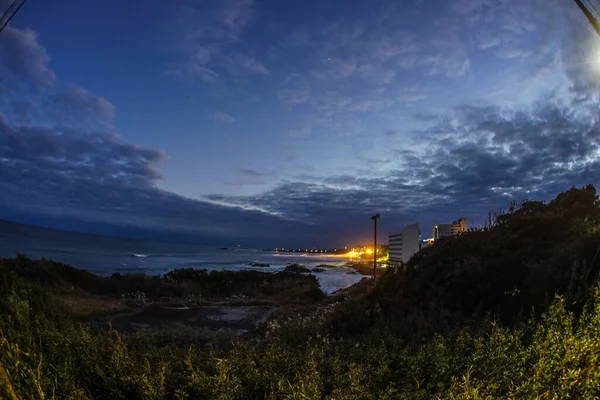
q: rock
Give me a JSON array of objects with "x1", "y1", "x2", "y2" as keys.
[
  {"x1": 350, "y1": 262, "x2": 376, "y2": 275},
  {"x1": 248, "y1": 262, "x2": 270, "y2": 267},
  {"x1": 316, "y1": 264, "x2": 337, "y2": 269},
  {"x1": 311, "y1": 268, "x2": 326, "y2": 273},
  {"x1": 283, "y1": 263, "x2": 311, "y2": 273}
]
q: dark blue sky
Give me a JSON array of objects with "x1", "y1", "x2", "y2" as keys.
[{"x1": 0, "y1": 0, "x2": 599, "y2": 247}]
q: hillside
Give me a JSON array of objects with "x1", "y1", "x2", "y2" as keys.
[{"x1": 2, "y1": 185, "x2": 600, "y2": 399}]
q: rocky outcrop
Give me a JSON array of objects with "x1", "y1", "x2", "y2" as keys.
[
  {"x1": 248, "y1": 262, "x2": 270, "y2": 267},
  {"x1": 283, "y1": 263, "x2": 311, "y2": 273}
]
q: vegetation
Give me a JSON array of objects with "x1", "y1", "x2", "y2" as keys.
[
  {"x1": 2, "y1": 185, "x2": 600, "y2": 399},
  {"x1": 1, "y1": 258, "x2": 324, "y2": 305},
  {"x1": 345, "y1": 261, "x2": 384, "y2": 276}
]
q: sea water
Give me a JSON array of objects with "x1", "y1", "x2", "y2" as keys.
[{"x1": 0, "y1": 220, "x2": 364, "y2": 294}]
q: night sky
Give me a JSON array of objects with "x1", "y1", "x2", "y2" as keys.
[{"x1": 1, "y1": 0, "x2": 599, "y2": 247}]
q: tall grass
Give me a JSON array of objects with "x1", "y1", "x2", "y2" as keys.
[{"x1": 3, "y1": 275, "x2": 600, "y2": 398}]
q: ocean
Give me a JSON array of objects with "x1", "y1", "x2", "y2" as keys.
[{"x1": 0, "y1": 220, "x2": 365, "y2": 294}]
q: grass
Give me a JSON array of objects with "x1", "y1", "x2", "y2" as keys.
[
  {"x1": 2, "y1": 185, "x2": 600, "y2": 398},
  {"x1": 3, "y1": 275, "x2": 600, "y2": 399}
]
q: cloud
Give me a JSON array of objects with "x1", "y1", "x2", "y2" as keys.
[
  {"x1": 237, "y1": 168, "x2": 266, "y2": 177},
  {"x1": 493, "y1": 48, "x2": 533, "y2": 60},
  {"x1": 280, "y1": 26, "x2": 311, "y2": 48},
  {"x1": 285, "y1": 124, "x2": 312, "y2": 139},
  {"x1": 306, "y1": 9, "x2": 474, "y2": 81},
  {"x1": 446, "y1": 0, "x2": 563, "y2": 64},
  {"x1": 0, "y1": 26, "x2": 114, "y2": 131},
  {"x1": 0, "y1": 26, "x2": 55, "y2": 91},
  {"x1": 0, "y1": 26, "x2": 307, "y2": 244},
  {"x1": 321, "y1": 19, "x2": 366, "y2": 47},
  {"x1": 219, "y1": 0, "x2": 255, "y2": 33},
  {"x1": 0, "y1": 116, "x2": 165, "y2": 184},
  {"x1": 279, "y1": 86, "x2": 310, "y2": 107},
  {"x1": 421, "y1": 32, "x2": 471, "y2": 77},
  {"x1": 11, "y1": 99, "x2": 36, "y2": 120},
  {"x1": 228, "y1": 53, "x2": 268, "y2": 75},
  {"x1": 447, "y1": 0, "x2": 491, "y2": 15},
  {"x1": 213, "y1": 111, "x2": 235, "y2": 124},
  {"x1": 209, "y1": 90, "x2": 600, "y2": 236},
  {"x1": 311, "y1": 89, "x2": 396, "y2": 117},
  {"x1": 168, "y1": 0, "x2": 268, "y2": 82},
  {"x1": 476, "y1": 35, "x2": 501, "y2": 50},
  {"x1": 396, "y1": 85, "x2": 427, "y2": 104},
  {"x1": 0, "y1": 114, "x2": 312, "y2": 243},
  {"x1": 172, "y1": 47, "x2": 219, "y2": 82},
  {"x1": 46, "y1": 84, "x2": 115, "y2": 127},
  {"x1": 304, "y1": 18, "x2": 420, "y2": 84}
]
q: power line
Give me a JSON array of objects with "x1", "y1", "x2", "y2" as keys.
[
  {"x1": 0, "y1": 0, "x2": 28, "y2": 34},
  {"x1": 583, "y1": 0, "x2": 600, "y2": 24},
  {"x1": 587, "y1": 0, "x2": 600, "y2": 18},
  {"x1": 574, "y1": 0, "x2": 600, "y2": 38},
  {"x1": 0, "y1": 0, "x2": 19, "y2": 27},
  {"x1": 0, "y1": 0, "x2": 27, "y2": 33}
]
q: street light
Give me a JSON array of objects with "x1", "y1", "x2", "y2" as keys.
[{"x1": 371, "y1": 213, "x2": 380, "y2": 279}]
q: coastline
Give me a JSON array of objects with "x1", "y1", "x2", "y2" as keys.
[{"x1": 0, "y1": 222, "x2": 365, "y2": 294}]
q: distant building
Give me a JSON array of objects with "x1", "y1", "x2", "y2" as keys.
[
  {"x1": 388, "y1": 223, "x2": 422, "y2": 265},
  {"x1": 433, "y1": 217, "x2": 467, "y2": 240},
  {"x1": 388, "y1": 231, "x2": 403, "y2": 265},
  {"x1": 402, "y1": 223, "x2": 421, "y2": 262}
]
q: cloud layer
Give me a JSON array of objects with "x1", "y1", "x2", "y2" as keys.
[
  {"x1": 168, "y1": 0, "x2": 268, "y2": 82},
  {"x1": 210, "y1": 100, "x2": 600, "y2": 230}
]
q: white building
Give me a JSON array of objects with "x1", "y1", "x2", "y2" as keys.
[
  {"x1": 433, "y1": 217, "x2": 467, "y2": 240},
  {"x1": 388, "y1": 223, "x2": 422, "y2": 265},
  {"x1": 388, "y1": 231, "x2": 404, "y2": 265}
]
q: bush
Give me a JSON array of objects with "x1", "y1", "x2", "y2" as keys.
[{"x1": 0, "y1": 259, "x2": 324, "y2": 303}]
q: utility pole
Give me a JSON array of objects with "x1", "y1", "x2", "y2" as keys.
[{"x1": 371, "y1": 213, "x2": 380, "y2": 279}]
